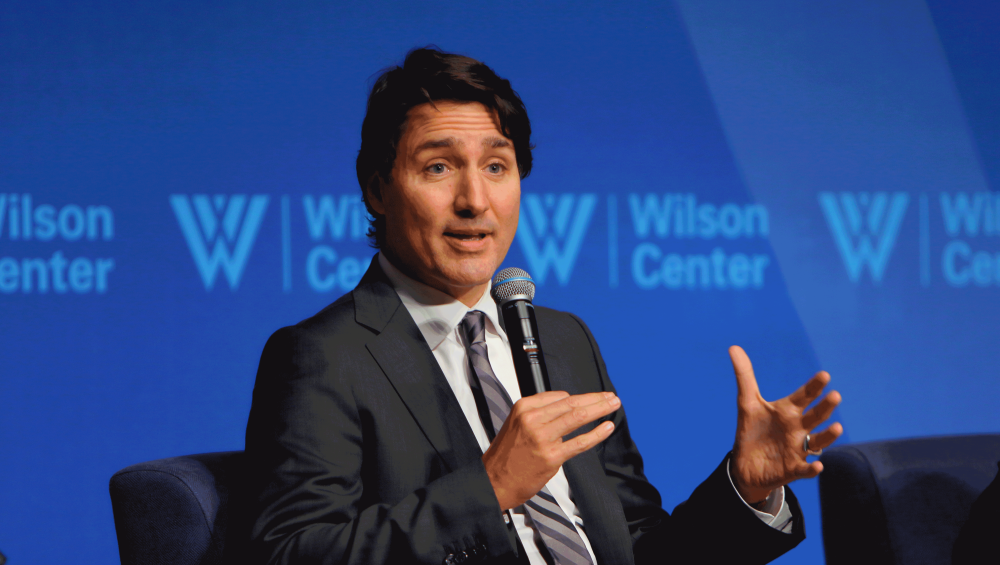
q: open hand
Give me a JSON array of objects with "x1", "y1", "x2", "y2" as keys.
[
  {"x1": 728, "y1": 346, "x2": 843, "y2": 504},
  {"x1": 482, "y1": 391, "x2": 619, "y2": 511}
]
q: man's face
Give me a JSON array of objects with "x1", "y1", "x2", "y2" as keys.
[{"x1": 370, "y1": 100, "x2": 520, "y2": 301}]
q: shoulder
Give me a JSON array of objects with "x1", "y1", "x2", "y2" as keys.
[
  {"x1": 533, "y1": 306, "x2": 613, "y2": 394},
  {"x1": 265, "y1": 290, "x2": 352, "y2": 339},
  {"x1": 298, "y1": 291, "x2": 364, "y2": 337},
  {"x1": 533, "y1": 305, "x2": 606, "y2": 369},
  {"x1": 534, "y1": 306, "x2": 600, "y2": 349},
  {"x1": 258, "y1": 291, "x2": 375, "y2": 377}
]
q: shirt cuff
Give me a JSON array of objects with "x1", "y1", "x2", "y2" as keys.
[{"x1": 726, "y1": 457, "x2": 794, "y2": 533}]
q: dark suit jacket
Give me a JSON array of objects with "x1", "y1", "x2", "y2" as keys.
[
  {"x1": 245, "y1": 260, "x2": 805, "y2": 565},
  {"x1": 952, "y1": 460, "x2": 1000, "y2": 564}
]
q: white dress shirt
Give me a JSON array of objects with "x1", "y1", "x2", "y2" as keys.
[{"x1": 378, "y1": 253, "x2": 792, "y2": 564}]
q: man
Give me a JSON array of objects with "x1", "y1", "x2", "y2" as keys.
[{"x1": 245, "y1": 47, "x2": 843, "y2": 564}]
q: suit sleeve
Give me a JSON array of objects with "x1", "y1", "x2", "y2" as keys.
[
  {"x1": 244, "y1": 326, "x2": 516, "y2": 565},
  {"x1": 566, "y1": 314, "x2": 806, "y2": 565}
]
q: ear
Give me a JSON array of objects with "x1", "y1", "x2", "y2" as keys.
[{"x1": 365, "y1": 174, "x2": 387, "y2": 215}]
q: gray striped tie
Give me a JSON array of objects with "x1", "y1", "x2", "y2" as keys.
[{"x1": 460, "y1": 311, "x2": 595, "y2": 565}]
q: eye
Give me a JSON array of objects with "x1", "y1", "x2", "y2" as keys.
[
  {"x1": 486, "y1": 162, "x2": 505, "y2": 174},
  {"x1": 427, "y1": 163, "x2": 448, "y2": 175}
]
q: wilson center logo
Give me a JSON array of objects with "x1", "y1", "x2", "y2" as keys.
[
  {"x1": 516, "y1": 193, "x2": 597, "y2": 285},
  {"x1": 819, "y1": 192, "x2": 909, "y2": 283},
  {"x1": 170, "y1": 194, "x2": 270, "y2": 290}
]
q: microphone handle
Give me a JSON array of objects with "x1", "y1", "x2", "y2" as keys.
[{"x1": 499, "y1": 299, "x2": 551, "y2": 396}]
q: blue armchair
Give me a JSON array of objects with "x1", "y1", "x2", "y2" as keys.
[
  {"x1": 819, "y1": 434, "x2": 1000, "y2": 564},
  {"x1": 109, "y1": 451, "x2": 247, "y2": 565},
  {"x1": 111, "y1": 436, "x2": 1000, "y2": 564}
]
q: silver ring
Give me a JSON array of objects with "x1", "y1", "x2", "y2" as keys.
[{"x1": 803, "y1": 434, "x2": 822, "y2": 456}]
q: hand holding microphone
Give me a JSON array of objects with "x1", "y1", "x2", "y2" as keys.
[{"x1": 481, "y1": 268, "x2": 621, "y2": 511}]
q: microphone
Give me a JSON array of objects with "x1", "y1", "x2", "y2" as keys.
[{"x1": 491, "y1": 267, "x2": 551, "y2": 397}]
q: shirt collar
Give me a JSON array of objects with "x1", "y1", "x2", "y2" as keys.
[{"x1": 378, "y1": 253, "x2": 507, "y2": 351}]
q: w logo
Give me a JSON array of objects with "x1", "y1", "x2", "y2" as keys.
[
  {"x1": 516, "y1": 193, "x2": 597, "y2": 285},
  {"x1": 819, "y1": 192, "x2": 909, "y2": 283},
  {"x1": 170, "y1": 194, "x2": 270, "y2": 290}
]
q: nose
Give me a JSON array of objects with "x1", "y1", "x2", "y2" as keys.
[{"x1": 454, "y1": 167, "x2": 490, "y2": 218}]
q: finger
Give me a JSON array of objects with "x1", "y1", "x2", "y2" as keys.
[
  {"x1": 555, "y1": 420, "x2": 616, "y2": 461},
  {"x1": 545, "y1": 393, "x2": 621, "y2": 438},
  {"x1": 729, "y1": 345, "x2": 760, "y2": 408},
  {"x1": 801, "y1": 390, "x2": 841, "y2": 430},
  {"x1": 787, "y1": 371, "x2": 831, "y2": 409},
  {"x1": 512, "y1": 390, "x2": 570, "y2": 412},
  {"x1": 534, "y1": 392, "x2": 618, "y2": 424},
  {"x1": 794, "y1": 460, "x2": 824, "y2": 480},
  {"x1": 806, "y1": 422, "x2": 843, "y2": 451}
]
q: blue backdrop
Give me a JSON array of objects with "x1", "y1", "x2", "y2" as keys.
[{"x1": 2, "y1": 1, "x2": 998, "y2": 563}]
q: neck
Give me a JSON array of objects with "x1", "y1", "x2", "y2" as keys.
[{"x1": 448, "y1": 283, "x2": 490, "y2": 308}]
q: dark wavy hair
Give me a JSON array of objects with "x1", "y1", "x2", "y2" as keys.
[{"x1": 356, "y1": 47, "x2": 534, "y2": 248}]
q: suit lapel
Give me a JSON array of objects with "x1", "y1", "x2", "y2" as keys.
[
  {"x1": 356, "y1": 260, "x2": 634, "y2": 563},
  {"x1": 563, "y1": 453, "x2": 635, "y2": 565},
  {"x1": 354, "y1": 259, "x2": 483, "y2": 474},
  {"x1": 547, "y1": 350, "x2": 636, "y2": 565}
]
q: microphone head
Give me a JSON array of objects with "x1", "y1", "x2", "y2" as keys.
[{"x1": 491, "y1": 267, "x2": 536, "y2": 304}]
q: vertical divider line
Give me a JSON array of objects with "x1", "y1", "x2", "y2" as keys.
[
  {"x1": 920, "y1": 193, "x2": 930, "y2": 287},
  {"x1": 608, "y1": 194, "x2": 618, "y2": 288},
  {"x1": 282, "y1": 195, "x2": 292, "y2": 293}
]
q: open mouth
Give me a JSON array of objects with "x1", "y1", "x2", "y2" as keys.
[{"x1": 444, "y1": 232, "x2": 487, "y2": 241}]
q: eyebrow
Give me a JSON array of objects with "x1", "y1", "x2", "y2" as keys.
[
  {"x1": 415, "y1": 138, "x2": 456, "y2": 153},
  {"x1": 483, "y1": 136, "x2": 511, "y2": 149},
  {"x1": 414, "y1": 136, "x2": 512, "y2": 154}
]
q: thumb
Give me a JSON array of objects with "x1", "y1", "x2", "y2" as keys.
[{"x1": 729, "y1": 345, "x2": 760, "y2": 408}]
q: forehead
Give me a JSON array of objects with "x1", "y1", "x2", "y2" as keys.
[{"x1": 399, "y1": 101, "x2": 508, "y2": 146}]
